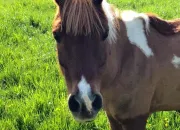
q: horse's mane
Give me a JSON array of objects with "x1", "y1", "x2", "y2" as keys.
[
  {"x1": 61, "y1": 0, "x2": 106, "y2": 36},
  {"x1": 147, "y1": 13, "x2": 180, "y2": 35}
]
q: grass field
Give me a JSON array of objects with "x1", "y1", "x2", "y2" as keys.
[{"x1": 0, "y1": 0, "x2": 180, "y2": 129}]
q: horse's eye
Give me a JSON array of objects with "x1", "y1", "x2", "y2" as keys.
[
  {"x1": 59, "y1": 60, "x2": 67, "y2": 70},
  {"x1": 53, "y1": 31, "x2": 61, "y2": 43},
  {"x1": 93, "y1": 0, "x2": 103, "y2": 5},
  {"x1": 55, "y1": 0, "x2": 65, "y2": 6},
  {"x1": 102, "y1": 29, "x2": 109, "y2": 41}
]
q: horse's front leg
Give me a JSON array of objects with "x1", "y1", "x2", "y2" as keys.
[
  {"x1": 121, "y1": 114, "x2": 149, "y2": 130},
  {"x1": 107, "y1": 115, "x2": 123, "y2": 130}
]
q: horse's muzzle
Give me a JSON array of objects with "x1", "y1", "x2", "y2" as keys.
[{"x1": 68, "y1": 93, "x2": 103, "y2": 122}]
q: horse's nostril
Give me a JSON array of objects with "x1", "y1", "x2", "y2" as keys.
[
  {"x1": 68, "y1": 95, "x2": 80, "y2": 112},
  {"x1": 92, "y1": 94, "x2": 103, "y2": 111}
]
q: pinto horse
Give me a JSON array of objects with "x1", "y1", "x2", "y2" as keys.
[{"x1": 52, "y1": 0, "x2": 180, "y2": 129}]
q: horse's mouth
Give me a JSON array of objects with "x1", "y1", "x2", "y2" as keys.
[
  {"x1": 74, "y1": 116, "x2": 96, "y2": 123},
  {"x1": 72, "y1": 111, "x2": 97, "y2": 123}
]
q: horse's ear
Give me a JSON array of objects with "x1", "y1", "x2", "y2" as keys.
[{"x1": 93, "y1": 0, "x2": 103, "y2": 5}]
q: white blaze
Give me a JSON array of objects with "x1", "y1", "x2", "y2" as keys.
[
  {"x1": 78, "y1": 76, "x2": 92, "y2": 111},
  {"x1": 121, "y1": 10, "x2": 154, "y2": 57},
  {"x1": 172, "y1": 54, "x2": 180, "y2": 68}
]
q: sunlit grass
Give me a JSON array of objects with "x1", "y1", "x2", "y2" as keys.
[{"x1": 0, "y1": 0, "x2": 179, "y2": 129}]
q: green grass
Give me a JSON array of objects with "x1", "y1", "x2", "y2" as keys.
[{"x1": 0, "y1": 0, "x2": 180, "y2": 129}]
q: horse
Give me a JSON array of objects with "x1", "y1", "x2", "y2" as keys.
[{"x1": 52, "y1": 0, "x2": 180, "y2": 129}]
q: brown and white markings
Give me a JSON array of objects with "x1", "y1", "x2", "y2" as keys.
[{"x1": 52, "y1": 0, "x2": 180, "y2": 129}]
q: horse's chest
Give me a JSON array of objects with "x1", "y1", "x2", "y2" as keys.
[
  {"x1": 104, "y1": 94, "x2": 132, "y2": 118},
  {"x1": 103, "y1": 83, "x2": 154, "y2": 119}
]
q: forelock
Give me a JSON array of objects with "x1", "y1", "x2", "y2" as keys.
[{"x1": 61, "y1": 0, "x2": 106, "y2": 36}]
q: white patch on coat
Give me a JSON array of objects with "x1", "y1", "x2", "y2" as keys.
[
  {"x1": 121, "y1": 10, "x2": 154, "y2": 57},
  {"x1": 78, "y1": 76, "x2": 92, "y2": 111},
  {"x1": 102, "y1": 0, "x2": 117, "y2": 44},
  {"x1": 172, "y1": 54, "x2": 180, "y2": 68}
]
